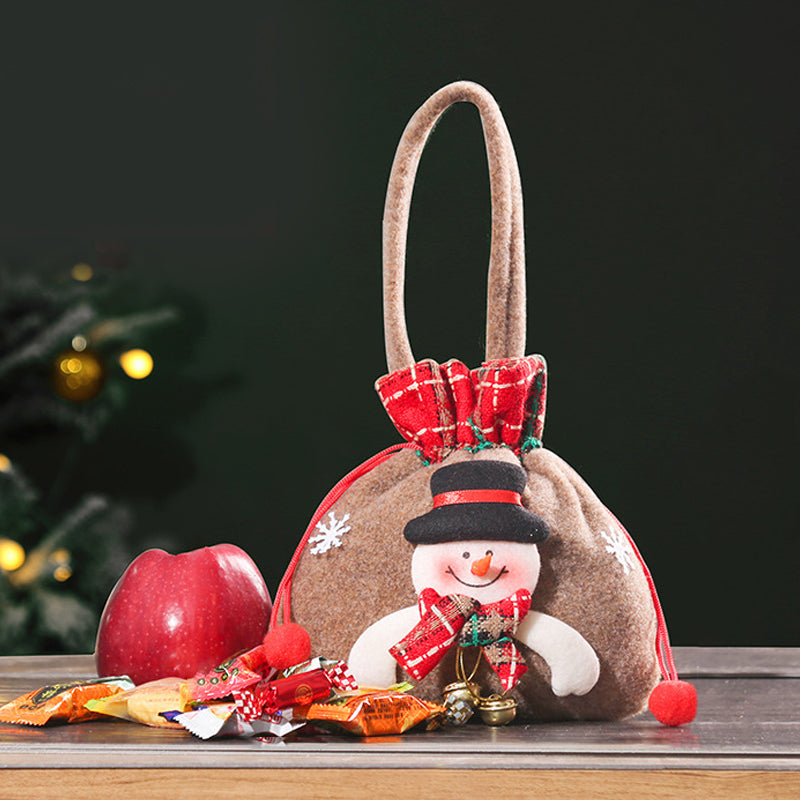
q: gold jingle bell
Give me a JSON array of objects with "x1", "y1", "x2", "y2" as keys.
[
  {"x1": 442, "y1": 680, "x2": 481, "y2": 708},
  {"x1": 478, "y1": 695, "x2": 517, "y2": 726}
]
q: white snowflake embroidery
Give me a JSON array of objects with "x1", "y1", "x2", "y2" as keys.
[
  {"x1": 600, "y1": 527, "x2": 636, "y2": 575},
  {"x1": 309, "y1": 511, "x2": 351, "y2": 555}
]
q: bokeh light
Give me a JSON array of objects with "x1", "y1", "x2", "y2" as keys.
[
  {"x1": 0, "y1": 539, "x2": 26, "y2": 572},
  {"x1": 71, "y1": 263, "x2": 94, "y2": 282},
  {"x1": 119, "y1": 349, "x2": 154, "y2": 379}
]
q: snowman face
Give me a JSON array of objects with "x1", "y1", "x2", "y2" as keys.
[{"x1": 411, "y1": 540, "x2": 541, "y2": 605}]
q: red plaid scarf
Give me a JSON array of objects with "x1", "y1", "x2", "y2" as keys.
[{"x1": 389, "y1": 588, "x2": 532, "y2": 692}]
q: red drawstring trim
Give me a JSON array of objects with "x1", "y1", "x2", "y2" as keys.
[
  {"x1": 271, "y1": 442, "x2": 417, "y2": 627},
  {"x1": 607, "y1": 509, "x2": 679, "y2": 682}
]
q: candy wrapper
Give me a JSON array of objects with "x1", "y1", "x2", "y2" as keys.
[
  {"x1": 279, "y1": 657, "x2": 321, "y2": 678},
  {"x1": 171, "y1": 702, "x2": 305, "y2": 740},
  {"x1": 0, "y1": 677, "x2": 134, "y2": 726},
  {"x1": 233, "y1": 668, "x2": 332, "y2": 721},
  {"x1": 322, "y1": 659, "x2": 359, "y2": 692},
  {"x1": 443, "y1": 694, "x2": 475, "y2": 726},
  {"x1": 262, "y1": 668, "x2": 332, "y2": 712},
  {"x1": 85, "y1": 677, "x2": 186, "y2": 729},
  {"x1": 279, "y1": 657, "x2": 359, "y2": 690},
  {"x1": 181, "y1": 645, "x2": 271, "y2": 705},
  {"x1": 295, "y1": 690, "x2": 443, "y2": 736}
]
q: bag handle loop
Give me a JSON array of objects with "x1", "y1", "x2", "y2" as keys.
[{"x1": 383, "y1": 81, "x2": 527, "y2": 374}]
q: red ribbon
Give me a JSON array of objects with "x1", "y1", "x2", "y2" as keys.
[{"x1": 433, "y1": 489, "x2": 522, "y2": 508}]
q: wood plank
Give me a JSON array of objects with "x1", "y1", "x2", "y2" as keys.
[
  {"x1": 675, "y1": 648, "x2": 800, "y2": 678},
  {"x1": 2, "y1": 647, "x2": 797, "y2": 681},
  {"x1": 0, "y1": 654, "x2": 96, "y2": 680},
  {"x1": 4, "y1": 768, "x2": 800, "y2": 800},
  {"x1": 1, "y1": 650, "x2": 799, "y2": 775},
  {"x1": 2, "y1": 677, "x2": 799, "y2": 769}
]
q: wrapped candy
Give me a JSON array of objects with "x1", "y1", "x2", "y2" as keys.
[
  {"x1": 171, "y1": 702, "x2": 305, "y2": 740},
  {"x1": 296, "y1": 690, "x2": 443, "y2": 736},
  {"x1": 181, "y1": 645, "x2": 270, "y2": 704},
  {"x1": 261, "y1": 669, "x2": 332, "y2": 712},
  {"x1": 281, "y1": 657, "x2": 359, "y2": 691},
  {"x1": 85, "y1": 677, "x2": 186, "y2": 729},
  {"x1": 233, "y1": 668, "x2": 332, "y2": 721},
  {"x1": 0, "y1": 677, "x2": 134, "y2": 726}
]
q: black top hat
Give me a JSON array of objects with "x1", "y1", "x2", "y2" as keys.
[{"x1": 403, "y1": 460, "x2": 550, "y2": 545}]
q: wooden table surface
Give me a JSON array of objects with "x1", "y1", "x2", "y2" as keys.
[{"x1": 1, "y1": 647, "x2": 798, "y2": 799}]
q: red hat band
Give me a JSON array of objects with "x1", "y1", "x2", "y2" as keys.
[
  {"x1": 404, "y1": 460, "x2": 550, "y2": 545},
  {"x1": 433, "y1": 489, "x2": 523, "y2": 508}
]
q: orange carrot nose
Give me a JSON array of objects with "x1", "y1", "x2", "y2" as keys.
[{"x1": 471, "y1": 553, "x2": 492, "y2": 577}]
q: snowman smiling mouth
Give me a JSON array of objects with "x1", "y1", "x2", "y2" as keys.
[{"x1": 445, "y1": 565, "x2": 509, "y2": 588}]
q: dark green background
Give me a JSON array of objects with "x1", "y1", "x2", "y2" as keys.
[{"x1": 2, "y1": 3, "x2": 797, "y2": 645}]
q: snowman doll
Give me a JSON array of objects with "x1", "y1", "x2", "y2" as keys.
[{"x1": 348, "y1": 460, "x2": 600, "y2": 714}]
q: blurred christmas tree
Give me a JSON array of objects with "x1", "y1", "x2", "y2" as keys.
[{"x1": 0, "y1": 246, "x2": 178, "y2": 655}]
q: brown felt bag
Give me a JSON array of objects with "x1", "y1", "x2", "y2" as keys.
[{"x1": 273, "y1": 81, "x2": 694, "y2": 724}]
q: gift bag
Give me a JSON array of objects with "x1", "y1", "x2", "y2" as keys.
[{"x1": 273, "y1": 81, "x2": 696, "y2": 726}]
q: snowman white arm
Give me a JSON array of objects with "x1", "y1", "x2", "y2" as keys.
[
  {"x1": 347, "y1": 605, "x2": 420, "y2": 688},
  {"x1": 515, "y1": 611, "x2": 600, "y2": 697}
]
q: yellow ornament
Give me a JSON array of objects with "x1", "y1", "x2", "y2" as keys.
[
  {"x1": 0, "y1": 453, "x2": 11, "y2": 472},
  {"x1": 52, "y1": 349, "x2": 106, "y2": 402},
  {"x1": 119, "y1": 349, "x2": 153, "y2": 380},
  {"x1": 0, "y1": 538, "x2": 26, "y2": 572}
]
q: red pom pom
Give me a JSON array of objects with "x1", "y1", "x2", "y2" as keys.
[
  {"x1": 262, "y1": 623, "x2": 312, "y2": 670},
  {"x1": 649, "y1": 680, "x2": 698, "y2": 726}
]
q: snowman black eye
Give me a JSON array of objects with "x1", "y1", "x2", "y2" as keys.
[
  {"x1": 486, "y1": 550, "x2": 493, "y2": 556},
  {"x1": 462, "y1": 552, "x2": 470, "y2": 559}
]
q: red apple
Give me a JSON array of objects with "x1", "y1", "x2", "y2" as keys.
[{"x1": 95, "y1": 544, "x2": 272, "y2": 685}]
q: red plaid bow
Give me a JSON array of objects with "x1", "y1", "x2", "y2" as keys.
[{"x1": 389, "y1": 588, "x2": 532, "y2": 692}]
